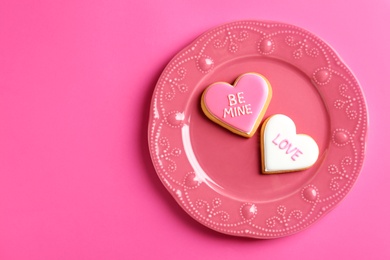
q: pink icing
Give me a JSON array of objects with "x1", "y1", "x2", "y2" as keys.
[{"x1": 203, "y1": 73, "x2": 270, "y2": 134}]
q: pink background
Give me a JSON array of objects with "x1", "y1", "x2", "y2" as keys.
[{"x1": 0, "y1": 0, "x2": 389, "y2": 259}]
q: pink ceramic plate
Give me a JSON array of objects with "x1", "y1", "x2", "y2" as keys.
[{"x1": 148, "y1": 20, "x2": 368, "y2": 238}]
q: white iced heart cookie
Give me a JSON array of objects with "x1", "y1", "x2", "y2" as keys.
[{"x1": 261, "y1": 114, "x2": 319, "y2": 174}]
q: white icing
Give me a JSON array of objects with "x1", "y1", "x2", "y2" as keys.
[{"x1": 263, "y1": 114, "x2": 319, "y2": 173}]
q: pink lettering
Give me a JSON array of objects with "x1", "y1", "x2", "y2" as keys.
[
  {"x1": 291, "y1": 150, "x2": 303, "y2": 161},
  {"x1": 271, "y1": 133, "x2": 304, "y2": 161},
  {"x1": 272, "y1": 133, "x2": 281, "y2": 145},
  {"x1": 279, "y1": 139, "x2": 289, "y2": 149},
  {"x1": 286, "y1": 145, "x2": 298, "y2": 154}
]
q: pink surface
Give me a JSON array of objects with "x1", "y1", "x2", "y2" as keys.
[{"x1": 0, "y1": 0, "x2": 389, "y2": 259}]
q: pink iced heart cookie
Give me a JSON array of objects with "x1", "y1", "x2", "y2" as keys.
[
  {"x1": 261, "y1": 114, "x2": 319, "y2": 174},
  {"x1": 201, "y1": 73, "x2": 272, "y2": 138}
]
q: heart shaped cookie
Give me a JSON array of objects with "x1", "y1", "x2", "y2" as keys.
[
  {"x1": 201, "y1": 73, "x2": 272, "y2": 138},
  {"x1": 261, "y1": 114, "x2": 319, "y2": 174}
]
